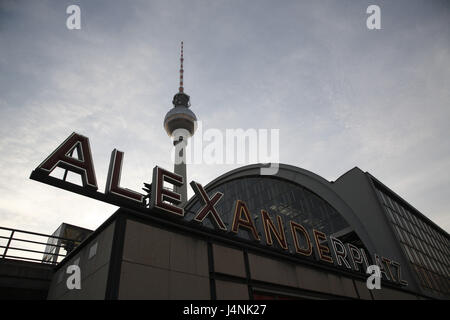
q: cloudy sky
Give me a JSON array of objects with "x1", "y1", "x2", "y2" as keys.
[{"x1": 0, "y1": 0, "x2": 449, "y2": 235}]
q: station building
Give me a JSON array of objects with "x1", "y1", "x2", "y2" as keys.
[{"x1": 41, "y1": 163, "x2": 449, "y2": 300}]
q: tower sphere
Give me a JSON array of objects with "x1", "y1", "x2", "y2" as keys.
[{"x1": 163, "y1": 92, "x2": 197, "y2": 137}]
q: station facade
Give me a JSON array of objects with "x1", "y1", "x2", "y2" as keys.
[{"x1": 45, "y1": 163, "x2": 450, "y2": 300}]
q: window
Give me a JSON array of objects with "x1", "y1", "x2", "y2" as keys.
[
  {"x1": 395, "y1": 225, "x2": 405, "y2": 243},
  {"x1": 186, "y1": 176, "x2": 356, "y2": 247},
  {"x1": 367, "y1": 187, "x2": 450, "y2": 296},
  {"x1": 395, "y1": 213, "x2": 404, "y2": 228},
  {"x1": 403, "y1": 245, "x2": 414, "y2": 263},
  {"x1": 403, "y1": 230, "x2": 412, "y2": 247},
  {"x1": 403, "y1": 218, "x2": 411, "y2": 233},
  {"x1": 386, "y1": 208, "x2": 396, "y2": 223}
]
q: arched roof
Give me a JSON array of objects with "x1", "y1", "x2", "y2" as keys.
[{"x1": 187, "y1": 163, "x2": 377, "y2": 255}]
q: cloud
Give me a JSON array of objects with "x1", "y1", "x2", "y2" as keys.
[{"x1": 0, "y1": 0, "x2": 449, "y2": 235}]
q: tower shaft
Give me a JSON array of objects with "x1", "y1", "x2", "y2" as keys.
[{"x1": 173, "y1": 137, "x2": 187, "y2": 204}]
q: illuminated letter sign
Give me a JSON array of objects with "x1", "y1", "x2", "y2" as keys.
[
  {"x1": 290, "y1": 221, "x2": 313, "y2": 256},
  {"x1": 36, "y1": 132, "x2": 97, "y2": 189},
  {"x1": 313, "y1": 229, "x2": 334, "y2": 264},
  {"x1": 347, "y1": 243, "x2": 369, "y2": 272},
  {"x1": 390, "y1": 260, "x2": 408, "y2": 286},
  {"x1": 190, "y1": 181, "x2": 226, "y2": 231},
  {"x1": 329, "y1": 236, "x2": 352, "y2": 270},
  {"x1": 381, "y1": 256, "x2": 396, "y2": 282},
  {"x1": 105, "y1": 149, "x2": 144, "y2": 203},
  {"x1": 231, "y1": 200, "x2": 260, "y2": 241},
  {"x1": 30, "y1": 133, "x2": 407, "y2": 288},
  {"x1": 260, "y1": 210, "x2": 288, "y2": 250},
  {"x1": 374, "y1": 254, "x2": 392, "y2": 281},
  {"x1": 150, "y1": 166, "x2": 184, "y2": 216}
]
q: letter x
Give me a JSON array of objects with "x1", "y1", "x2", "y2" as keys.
[{"x1": 190, "y1": 181, "x2": 227, "y2": 230}]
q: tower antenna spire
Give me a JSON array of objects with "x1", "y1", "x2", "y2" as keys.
[{"x1": 179, "y1": 41, "x2": 184, "y2": 93}]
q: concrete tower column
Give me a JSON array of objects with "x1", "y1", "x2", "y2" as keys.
[{"x1": 173, "y1": 131, "x2": 189, "y2": 204}]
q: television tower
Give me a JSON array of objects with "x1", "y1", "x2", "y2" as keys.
[{"x1": 163, "y1": 42, "x2": 197, "y2": 205}]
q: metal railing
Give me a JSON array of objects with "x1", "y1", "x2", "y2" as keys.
[{"x1": 0, "y1": 226, "x2": 79, "y2": 265}]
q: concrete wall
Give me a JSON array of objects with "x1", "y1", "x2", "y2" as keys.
[
  {"x1": 118, "y1": 220, "x2": 210, "y2": 299},
  {"x1": 118, "y1": 218, "x2": 422, "y2": 300},
  {"x1": 248, "y1": 252, "x2": 419, "y2": 300},
  {"x1": 0, "y1": 259, "x2": 54, "y2": 300},
  {"x1": 248, "y1": 253, "x2": 359, "y2": 299},
  {"x1": 212, "y1": 244, "x2": 249, "y2": 299},
  {"x1": 47, "y1": 221, "x2": 115, "y2": 300},
  {"x1": 44, "y1": 214, "x2": 424, "y2": 300}
]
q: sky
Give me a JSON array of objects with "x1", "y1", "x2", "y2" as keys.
[{"x1": 0, "y1": 0, "x2": 449, "y2": 236}]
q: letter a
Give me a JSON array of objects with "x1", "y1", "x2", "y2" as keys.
[
  {"x1": 37, "y1": 132, "x2": 98, "y2": 190},
  {"x1": 366, "y1": 5, "x2": 381, "y2": 30},
  {"x1": 366, "y1": 265, "x2": 381, "y2": 289},
  {"x1": 66, "y1": 5, "x2": 81, "y2": 30},
  {"x1": 66, "y1": 265, "x2": 81, "y2": 290}
]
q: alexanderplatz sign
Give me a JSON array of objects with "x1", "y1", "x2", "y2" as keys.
[{"x1": 30, "y1": 132, "x2": 408, "y2": 287}]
